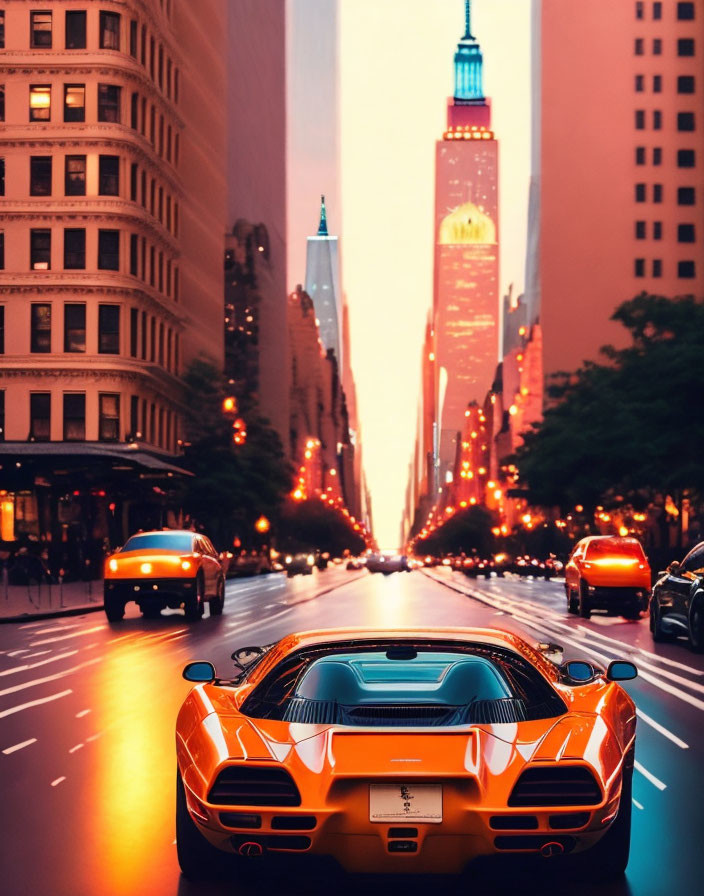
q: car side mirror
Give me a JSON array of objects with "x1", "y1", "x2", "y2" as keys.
[
  {"x1": 560, "y1": 660, "x2": 597, "y2": 683},
  {"x1": 667, "y1": 561, "x2": 680, "y2": 574},
  {"x1": 606, "y1": 660, "x2": 637, "y2": 682},
  {"x1": 182, "y1": 661, "x2": 216, "y2": 683}
]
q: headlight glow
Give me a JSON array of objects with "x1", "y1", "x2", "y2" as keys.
[
  {"x1": 108, "y1": 558, "x2": 118, "y2": 572},
  {"x1": 181, "y1": 560, "x2": 192, "y2": 571},
  {"x1": 140, "y1": 562, "x2": 152, "y2": 575}
]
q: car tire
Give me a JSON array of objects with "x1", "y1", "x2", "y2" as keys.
[
  {"x1": 141, "y1": 605, "x2": 162, "y2": 620},
  {"x1": 567, "y1": 588, "x2": 579, "y2": 615},
  {"x1": 622, "y1": 605, "x2": 641, "y2": 621},
  {"x1": 104, "y1": 594, "x2": 124, "y2": 622},
  {"x1": 688, "y1": 597, "x2": 704, "y2": 653},
  {"x1": 578, "y1": 582, "x2": 591, "y2": 619},
  {"x1": 650, "y1": 602, "x2": 674, "y2": 643},
  {"x1": 176, "y1": 770, "x2": 228, "y2": 880},
  {"x1": 583, "y1": 755, "x2": 633, "y2": 878},
  {"x1": 184, "y1": 574, "x2": 204, "y2": 622},
  {"x1": 210, "y1": 576, "x2": 225, "y2": 616}
]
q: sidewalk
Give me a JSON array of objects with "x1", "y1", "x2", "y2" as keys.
[{"x1": 0, "y1": 578, "x2": 104, "y2": 623}]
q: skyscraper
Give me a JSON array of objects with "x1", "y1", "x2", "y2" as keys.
[
  {"x1": 433, "y1": 0, "x2": 500, "y2": 481},
  {"x1": 304, "y1": 196, "x2": 342, "y2": 367},
  {"x1": 537, "y1": 0, "x2": 704, "y2": 376}
]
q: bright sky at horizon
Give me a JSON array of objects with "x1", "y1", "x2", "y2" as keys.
[{"x1": 340, "y1": 0, "x2": 532, "y2": 548}]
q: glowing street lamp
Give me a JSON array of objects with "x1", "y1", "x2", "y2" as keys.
[{"x1": 254, "y1": 515, "x2": 270, "y2": 534}]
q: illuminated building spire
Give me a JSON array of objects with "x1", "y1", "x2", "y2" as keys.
[
  {"x1": 454, "y1": 0, "x2": 484, "y2": 102},
  {"x1": 317, "y1": 194, "x2": 328, "y2": 236}
]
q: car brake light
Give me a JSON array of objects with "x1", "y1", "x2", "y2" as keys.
[{"x1": 108, "y1": 558, "x2": 118, "y2": 572}]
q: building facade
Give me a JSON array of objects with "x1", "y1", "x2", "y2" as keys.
[
  {"x1": 433, "y1": 0, "x2": 500, "y2": 482},
  {"x1": 0, "y1": 0, "x2": 226, "y2": 569},
  {"x1": 539, "y1": 0, "x2": 704, "y2": 375}
]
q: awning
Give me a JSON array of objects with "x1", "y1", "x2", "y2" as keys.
[{"x1": 0, "y1": 442, "x2": 193, "y2": 477}]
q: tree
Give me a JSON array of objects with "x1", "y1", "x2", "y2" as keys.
[
  {"x1": 515, "y1": 294, "x2": 704, "y2": 531},
  {"x1": 414, "y1": 505, "x2": 496, "y2": 556},
  {"x1": 179, "y1": 359, "x2": 292, "y2": 547},
  {"x1": 278, "y1": 499, "x2": 366, "y2": 556}
]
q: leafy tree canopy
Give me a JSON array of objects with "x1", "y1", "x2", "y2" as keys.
[
  {"x1": 515, "y1": 294, "x2": 704, "y2": 513},
  {"x1": 278, "y1": 499, "x2": 366, "y2": 556},
  {"x1": 414, "y1": 505, "x2": 496, "y2": 557}
]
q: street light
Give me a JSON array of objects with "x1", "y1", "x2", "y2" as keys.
[{"x1": 255, "y1": 515, "x2": 270, "y2": 534}]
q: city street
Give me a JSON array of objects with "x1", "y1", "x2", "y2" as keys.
[{"x1": 1, "y1": 567, "x2": 702, "y2": 896}]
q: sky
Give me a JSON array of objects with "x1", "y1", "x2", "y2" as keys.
[{"x1": 339, "y1": 0, "x2": 532, "y2": 547}]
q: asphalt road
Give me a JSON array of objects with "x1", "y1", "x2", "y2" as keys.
[{"x1": 1, "y1": 566, "x2": 702, "y2": 896}]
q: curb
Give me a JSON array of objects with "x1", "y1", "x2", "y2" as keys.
[{"x1": 0, "y1": 602, "x2": 105, "y2": 625}]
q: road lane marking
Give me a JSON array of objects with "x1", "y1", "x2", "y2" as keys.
[
  {"x1": 68, "y1": 743, "x2": 84, "y2": 753},
  {"x1": 29, "y1": 626, "x2": 104, "y2": 647},
  {"x1": 0, "y1": 657, "x2": 102, "y2": 698},
  {"x1": 18, "y1": 621, "x2": 44, "y2": 629},
  {"x1": 86, "y1": 732, "x2": 102, "y2": 742},
  {"x1": 632, "y1": 799, "x2": 644, "y2": 810},
  {"x1": 634, "y1": 761, "x2": 666, "y2": 791},
  {"x1": 22, "y1": 650, "x2": 53, "y2": 659},
  {"x1": 51, "y1": 777, "x2": 66, "y2": 787},
  {"x1": 2, "y1": 738, "x2": 37, "y2": 755},
  {"x1": 635, "y1": 709, "x2": 689, "y2": 749},
  {"x1": 0, "y1": 649, "x2": 79, "y2": 677},
  {"x1": 7, "y1": 649, "x2": 31, "y2": 657},
  {"x1": 75, "y1": 709, "x2": 91, "y2": 718},
  {"x1": 574, "y1": 624, "x2": 704, "y2": 677},
  {"x1": 29, "y1": 623, "x2": 83, "y2": 636},
  {"x1": 0, "y1": 689, "x2": 73, "y2": 719}
]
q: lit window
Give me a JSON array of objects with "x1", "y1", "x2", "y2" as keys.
[
  {"x1": 30, "y1": 229, "x2": 51, "y2": 270},
  {"x1": 30, "y1": 85, "x2": 51, "y2": 122},
  {"x1": 64, "y1": 84, "x2": 85, "y2": 122},
  {"x1": 30, "y1": 11, "x2": 52, "y2": 49}
]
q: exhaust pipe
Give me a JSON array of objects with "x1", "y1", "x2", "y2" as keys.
[
  {"x1": 540, "y1": 841, "x2": 565, "y2": 858},
  {"x1": 238, "y1": 841, "x2": 264, "y2": 858}
]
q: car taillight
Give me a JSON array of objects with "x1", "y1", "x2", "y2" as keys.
[{"x1": 108, "y1": 558, "x2": 118, "y2": 572}]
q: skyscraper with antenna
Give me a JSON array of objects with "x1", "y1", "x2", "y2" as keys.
[
  {"x1": 304, "y1": 195, "x2": 343, "y2": 368},
  {"x1": 432, "y1": 0, "x2": 500, "y2": 486}
]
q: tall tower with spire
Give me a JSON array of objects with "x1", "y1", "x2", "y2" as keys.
[
  {"x1": 304, "y1": 195, "x2": 342, "y2": 368},
  {"x1": 432, "y1": 0, "x2": 500, "y2": 485}
]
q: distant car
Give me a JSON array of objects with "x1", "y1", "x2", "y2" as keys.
[
  {"x1": 104, "y1": 530, "x2": 225, "y2": 622},
  {"x1": 225, "y1": 551, "x2": 270, "y2": 579},
  {"x1": 346, "y1": 557, "x2": 366, "y2": 570},
  {"x1": 564, "y1": 536, "x2": 650, "y2": 619},
  {"x1": 366, "y1": 553, "x2": 410, "y2": 574},
  {"x1": 176, "y1": 627, "x2": 638, "y2": 880},
  {"x1": 649, "y1": 541, "x2": 704, "y2": 650},
  {"x1": 285, "y1": 553, "x2": 315, "y2": 577}
]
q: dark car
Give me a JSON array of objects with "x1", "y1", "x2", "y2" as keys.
[{"x1": 649, "y1": 541, "x2": 704, "y2": 650}]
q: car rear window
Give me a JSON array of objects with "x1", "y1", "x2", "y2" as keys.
[
  {"x1": 585, "y1": 539, "x2": 645, "y2": 560},
  {"x1": 122, "y1": 533, "x2": 193, "y2": 552}
]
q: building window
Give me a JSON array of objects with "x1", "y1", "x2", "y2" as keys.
[
  {"x1": 30, "y1": 156, "x2": 52, "y2": 196},
  {"x1": 130, "y1": 234, "x2": 138, "y2": 275},
  {"x1": 30, "y1": 304, "x2": 52, "y2": 352},
  {"x1": 130, "y1": 395, "x2": 139, "y2": 438},
  {"x1": 678, "y1": 186, "x2": 696, "y2": 205},
  {"x1": 0, "y1": 306, "x2": 4, "y2": 353},
  {"x1": 653, "y1": 147, "x2": 662, "y2": 165},
  {"x1": 635, "y1": 74, "x2": 644, "y2": 92},
  {"x1": 653, "y1": 110, "x2": 662, "y2": 129},
  {"x1": 29, "y1": 85, "x2": 51, "y2": 122},
  {"x1": 678, "y1": 76, "x2": 695, "y2": 94},
  {"x1": 635, "y1": 183, "x2": 646, "y2": 202},
  {"x1": 98, "y1": 305, "x2": 120, "y2": 354},
  {"x1": 652, "y1": 74, "x2": 662, "y2": 93},
  {"x1": 30, "y1": 393, "x2": 51, "y2": 441},
  {"x1": 131, "y1": 92, "x2": 139, "y2": 129},
  {"x1": 64, "y1": 303, "x2": 86, "y2": 352},
  {"x1": 100, "y1": 11, "x2": 121, "y2": 50},
  {"x1": 635, "y1": 109, "x2": 645, "y2": 129},
  {"x1": 652, "y1": 1, "x2": 662, "y2": 18},
  {"x1": 677, "y1": 38, "x2": 695, "y2": 56},
  {"x1": 678, "y1": 260, "x2": 696, "y2": 278},
  {"x1": 677, "y1": 112, "x2": 695, "y2": 131},
  {"x1": 0, "y1": 232, "x2": 4, "y2": 269},
  {"x1": 0, "y1": 158, "x2": 4, "y2": 196},
  {"x1": 0, "y1": 12, "x2": 4, "y2": 49},
  {"x1": 0, "y1": 390, "x2": 4, "y2": 442},
  {"x1": 30, "y1": 229, "x2": 51, "y2": 270},
  {"x1": 677, "y1": 2, "x2": 695, "y2": 20},
  {"x1": 63, "y1": 229, "x2": 86, "y2": 270},
  {"x1": 130, "y1": 20, "x2": 138, "y2": 57},
  {"x1": 65, "y1": 156, "x2": 86, "y2": 195},
  {"x1": 63, "y1": 394, "x2": 85, "y2": 441},
  {"x1": 653, "y1": 184, "x2": 663, "y2": 203},
  {"x1": 635, "y1": 38, "x2": 644, "y2": 55},
  {"x1": 30, "y1": 11, "x2": 52, "y2": 48},
  {"x1": 652, "y1": 38, "x2": 662, "y2": 54},
  {"x1": 99, "y1": 155, "x2": 120, "y2": 195},
  {"x1": 130, "y1": 163, "x2": 138, "y2": 200},
  {"x1": 130, "y1": 308, "x2": 138, "y2": 357},
  {"x1": 0, "y1": 86, "x2": 4, "y2": 121},
  {"x1": 653, "y1": 221, "x2": 662, "y2": 239},
  {"x1": 635, "y1": 221, "x2": 646, "y2": 239},
  {"x1": 64, "y1": 85, "x2": 85, "y2": 122},
  {"x1": 678, "y1": 149, "x2": 696, "y2": 167},
  {"x1": 98, "y1": 230, "x2": 120, "y2": 271},
  {"x1": 99, "y1": 394, "x2": 120, "y2": 441},
  {"x1": 635, "y1": 258, "x2": 645, "y2": 277},
  {"x1": 678, "y1": 224, "x2": 696, "y2": 243},
  {"x1": 636, "y1": 2, "x2": 644, "y2": 19},
  {"x1": 652, "y1": 259, "x2": 662, "y2": 277},
  {"x1": 65, "y1": 11, "x2": 86, "y2": 49},
  {"x1": 98, "y1": 84, "x2": 121, "y2": 123}
]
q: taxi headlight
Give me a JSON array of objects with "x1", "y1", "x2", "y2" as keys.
[
  {"x1": 307, "y1": 554, "x2": 315, "y2": 565},
  {"x1": 181, "y1": 560, "x2": 192, "y2": 571},
  {"x1": 108, "y1": 558, "x2": 118, "y2": 572},
  {"x1": 140, "y1": 562, "x2": 152, "y2": 575}
]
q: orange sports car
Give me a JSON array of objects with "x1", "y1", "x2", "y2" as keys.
[
  {"x1": 564, "y1": 536, "x2": 651, "y2": 620},
  {"x1": 104, "y1": 529, "x2": 225, "y2": 622},
  {"x1": 175, "y1": 627, "x2": 637, "y2": 880}
]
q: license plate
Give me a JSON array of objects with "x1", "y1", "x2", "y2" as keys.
[{"x1": 369, "y1": 784, "x2": 442, "y2": 823}]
